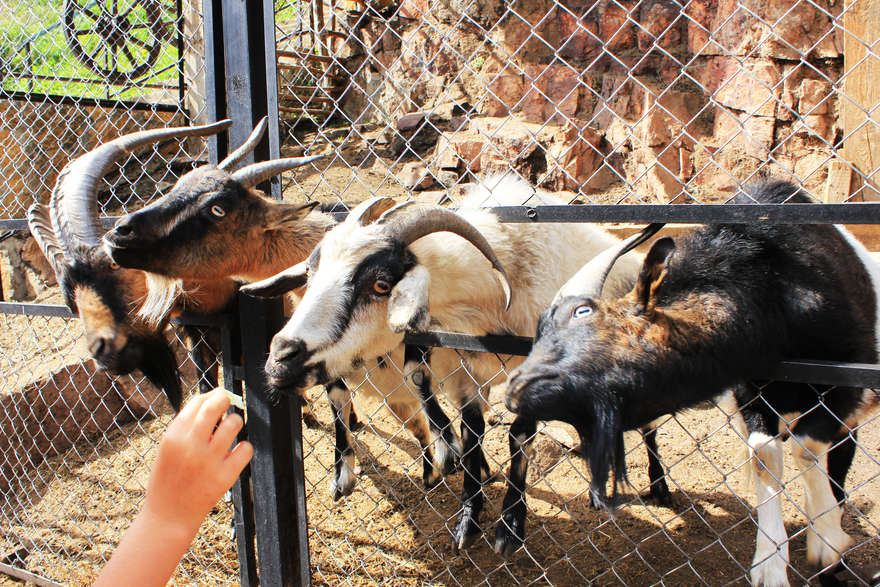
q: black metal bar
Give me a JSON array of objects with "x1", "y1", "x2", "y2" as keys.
[
  {"x1": 239, "y1": 293, "x2": 309, "y2": 586},
  {"x1": 0, "y1": 90, "x2": 181, "y2": 112},
  {"x1": 330, "y1": 203, "x2": 880, "y2": 226},
  {"x1": 403, "y1": 331, "x2": 880, "y2": 388},
  {"x1": 169, "y1": 311, "x2": 230, "y2": 328},
  {"x1": 0, "y1": 302, "x2": 73, "y2": 318},
  {"x1": 202, "y1": 0, "x2": 225, "y2": 162},
  {"x1": 221, "y1": 0, "x2": 311, "y2": 583},
  {"x1": 221, "y1": 301, "x2": 258, "y2": 587},
  {"x1": 5, "y1": 204, "x2": 880, "y2": 230},
  {"x1": 0, "y1": 218, "x2": 121, "y2": 231},
  {"x1": 488, "y1": 204, "x2": 880, "y2": 224}
]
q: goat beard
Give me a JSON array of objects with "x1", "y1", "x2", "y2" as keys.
[
  {"x1": 139, "y1": 273, "x2": 186, "y2": 327},
  {"x1": 133, "y1": 332, "x2": 183, "y2": 412},
  {"x1": 578, "y1": 394, "x2": 627, "y2": 509}
]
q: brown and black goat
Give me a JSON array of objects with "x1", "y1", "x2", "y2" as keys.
[
  {"x1": 499, "y1": 179, "x2": 879, "y2": 586},
  {"x1": 26, "y1": 121, "x2": 235, "y2": 410},
  {"x1": 101, "y1": 116, "x2": 358, "y2": 430},
  {"x1": 28, "y1": 118, "x2": 323, "y2": 412}
]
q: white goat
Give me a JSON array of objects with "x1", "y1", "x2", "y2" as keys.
[{"x1": 243, "y1": 175, "x2": 648, "y2": 550}]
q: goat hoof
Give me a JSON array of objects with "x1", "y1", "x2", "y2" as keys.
[
  {"x1": 645, "y1": 480, "x2": 672, "y2": 506},
  {"x1": 493, "y1": 516, "x2": 525, "y2": 559},
  {"x1": 451, "y1": 511, "x2": 480, "y2": 553},
  {"x1": 750, "y1": 556, "x2": 790, "y2": 587},
  {"x1": 330, "y1": 463, "x2": 357, "y2": 501},
  {"x1": 302, "y1": 411, "x2": 322, "y2": 430},
  {"x1": 423, "y1": 465, "x2": 442, "y2": 489},
  {"x1": 348, "y1": 414, "x2": 364, "y2": 432},
  {"x1": 589, "y1": 488, "x2": 611, "y2": 510}
]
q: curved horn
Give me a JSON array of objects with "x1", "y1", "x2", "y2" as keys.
[
  {"x1": 552, "y1": 223, "x2": 665, "y2": 304},
  {"x1": 240, "y1": 260, "x2": 309, "y2": 298},
  {"x1": 51, "y1": 119, "x2": 233, "y2": 253},
  {"x1": 345, "y1": 196, "x2": 398, "y2": 226},
  {"x1": 379, "y1": 204, "x2": 513, "y2": 309},
  {"x1": 26, "y1": 203, "x2": 66, "y2": 282},
  {"x1": 231, "y1": 155, "x2": 324, "y2": 189},
  {"x1": 218, "y1": 116, "x2": 268, "y2": 171}
]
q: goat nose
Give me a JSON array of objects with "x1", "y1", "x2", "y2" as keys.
[
  {"x1": 89, "y1": 336, "x2": 110, "y2": 359},
  {"x1": 111, "y1": 220, "x2": 134, "y2": 239},
  {"x1": 271, "y1": 337, "x2": 306, "y2": 363}
]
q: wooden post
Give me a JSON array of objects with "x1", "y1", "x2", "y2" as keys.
[{"x1": 842, "y1": 0, "x2": 880, "y2": 200}]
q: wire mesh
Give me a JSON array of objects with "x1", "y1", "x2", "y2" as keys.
[
  {"x1": 1, "y1": 0, "x2": 879, "y2": 584},
  {"x1": 272, "y1": 0, "x2": 880, "y2": 584},
  {"x1": 0, "y1": 0, "x2": 232, "y2": 582}
]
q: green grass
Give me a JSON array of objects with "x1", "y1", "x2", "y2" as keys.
[{"x1": 1, "y1": 0, "x2": 181, "y2": 101}]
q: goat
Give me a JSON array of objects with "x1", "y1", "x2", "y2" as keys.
[
  {"x1": 242, "y1": 175, "x2": 648, "y2": 550},
  {"x1": 28, "y1": 119, "x2": 321, "y2": 412},
  {"x1": 26, "y1": 121, "x2": 238, "y2": 410},
  {"x1": 501, "y1": 179, "x2": 879, "y2": 585},
  {"x1": 102, "y1": 117, "x2": 367, "y2": 431}
]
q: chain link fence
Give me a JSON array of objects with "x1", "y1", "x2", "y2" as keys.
[
  {"x1": 274, "y1": 0, "x2": 880, "y2": 584},
  {"x1": 0, "y1": 0, "x2": 242, "y2": 584},
  {"x1": 1, "y1": 0, "x2": 879, "y2": 584}
]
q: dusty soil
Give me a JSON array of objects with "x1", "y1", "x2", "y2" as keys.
[{"x1": 1, "y1": 160, "x2": 878, "y2": 585}]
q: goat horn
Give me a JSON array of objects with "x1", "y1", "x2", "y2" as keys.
[
  {"x1": 51, "y1": 119, "x2": 233, "y2": 253},
  {"x1": 218, "y1": 116, "x2": 268, "y2": 171},
  {"x1": 240, "y1": 260, "x2": 309, "y2": 298},
  {"x1": 346, "y1": 196, "x2": 397, "y2": 225},
  {"x1": 553, "y1": 223, "x2": 665, "y2": 304},
  {"x1": 378, "y1": 204, "x2": 513, "y2": 310},
  {"x1": 26, "y1": 203, "x2": 66, "y2": 283},
  {"x1": 231, "y1": 155, "x2": 324, "y2": 189}
]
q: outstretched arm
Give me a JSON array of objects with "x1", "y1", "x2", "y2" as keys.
[{"x1": 95, "y1": 388, "x2": 253, "y2": 587}]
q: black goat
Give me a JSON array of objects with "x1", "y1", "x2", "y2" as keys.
[{"x1": 497, "y1": 179, "x2": 879, "y2": 586}]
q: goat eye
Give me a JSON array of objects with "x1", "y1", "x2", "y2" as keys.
[
  {"x1": 109, "y1": 261, "x2": 119, "y2": 270},
  {"x1": 210, "y1": 205, "x2": 226, "y2": 217},
  {"x1": 373, "y1": 280, "x2": 392, "y2": 295},
  {"x1": 573, "y1": 305, "x2": 592, "y2": 318}
]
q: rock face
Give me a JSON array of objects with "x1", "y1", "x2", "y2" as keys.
[{"x1": 337, "y1": 0, "x2": 845, "y2": 200}]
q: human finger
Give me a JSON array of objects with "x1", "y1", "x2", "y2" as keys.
[
  {"x1": 172, "y1": 389, "x2": 213, "y2": 428},
  {"x1": 211, "y1": 412, "x2": 244, "y2": 453},
  {"x1": 221, "y1": 441, "x2": 254, "y2": 484},
  {"x1": 192, "y1": 389, "x2": 231, "y2": 440}
]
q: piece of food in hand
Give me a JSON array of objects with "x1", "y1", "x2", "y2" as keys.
[{"x1": 220, "y1": 388, "x2": 245, "y2": 410}]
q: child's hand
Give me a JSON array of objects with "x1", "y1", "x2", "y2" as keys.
[{"x1": 143, "y1": 389, "x2": 254, "y2": 537}]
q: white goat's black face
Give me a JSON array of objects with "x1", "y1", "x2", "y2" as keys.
[{"x1": 264, "y1": 228, "x2": 423, "y2": 392}]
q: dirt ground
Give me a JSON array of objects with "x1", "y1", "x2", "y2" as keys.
[{"x1": 1, "y1": 162, "x2": 879, "y2": 585}]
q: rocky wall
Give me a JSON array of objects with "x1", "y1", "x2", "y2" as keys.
[{"x1": 338, "y1": 0, "x2": 849, "y2": 201}]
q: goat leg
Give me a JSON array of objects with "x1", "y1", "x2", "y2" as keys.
[
  {"x1": 327, "y1": 382, "x2": 357, "y2": 500},
  {"x1": 494, "y1": 415, "x2": 537, "y2": 558},
  {"x1": 642, "y1": 425, "x2": 671, "y2": 505},
  {"x1": 451, "y1": 399, "x2": 486, "y2": 552}
]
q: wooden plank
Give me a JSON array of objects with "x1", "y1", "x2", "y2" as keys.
[
  {"x1": 824, "y1": 159, "x2": 853, "y2": 202},
  {"x1": 843, "y1": 0, "x2": 880, "y2": 200}
]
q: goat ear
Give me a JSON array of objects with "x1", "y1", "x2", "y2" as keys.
[
  {"x1": 633, "y1": 237, "x2": 675, "y2": 312},
  {"x1": 388, "y1": 265, "x2": 430, "y2": 333},
  {"x1": 240, "y1": 261, "x2": 308, "y2": 297},
  {"x1": 264, "y1": 201, "x2": 320, "y2": 232}
]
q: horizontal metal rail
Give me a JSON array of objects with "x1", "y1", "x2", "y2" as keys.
[
  {"x1": 0, "y1": 302, "x2": 231, "y2": 328},
  {"x1": 0, "y1": 90, "x2": 182, "y2": 112},
  {"x1": 329, "y1": 203, "x2": 880, "y2": 225},
  {"x1": 487, "y1": 204, "x2": 880, "y2": 224},
  {"x1": 0, "y1": 218, "x2": 121, "y2": 231},
  {"x1": 404, "y1": 331, "x2": 880, "y2": 388}
]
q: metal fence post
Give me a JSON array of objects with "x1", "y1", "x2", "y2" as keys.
[{"x1": 214, "y1": 0, "x2": 311, "y2": 584}]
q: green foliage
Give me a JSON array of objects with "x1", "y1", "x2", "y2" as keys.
[{"x1": 1, "y1": 0, "x2": 181, "y2": 101}]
